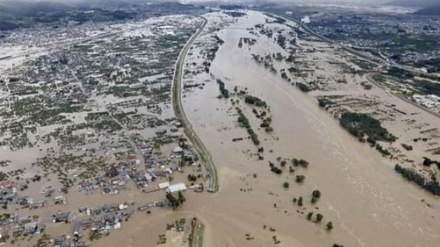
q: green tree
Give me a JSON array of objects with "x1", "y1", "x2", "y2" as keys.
[
  {"x1": 315, "y1": 213, "x2": 323, "y2": 223},
  {"x1": 312, "y1": 190, "x2": 321, "y2": 198},
  {"x1": 283, "y1": 182, "x2": 289, "y2": 189},
  {"x1": 187, "y1": 174, "x2": 197, "y2": 182},
  {"x1": 166, "y1": 193, "x2": 180, "y2": 209},
  {"x1": 295, "y1": 175, "x2": 305, "y2": 183},
  {"x1": 307, "y1": 212, "x2": 313, "y2": 221},
  {"x1": 180, "y1": 153, "x2": 186, "y2": 167},
  {"x1": 178, "y1": 191, "x2": 186, "y2": 204},
  {"x1": 326, "y1": 221, "x2": 333, "y2": 231}
]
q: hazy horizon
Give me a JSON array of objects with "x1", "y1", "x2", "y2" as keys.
[
  {"x1": 0, "y1": 0, "x2": 423, "y2": 4},
  {"x1": 0, "y1": 0, "x2": 437, "y2": 8}
]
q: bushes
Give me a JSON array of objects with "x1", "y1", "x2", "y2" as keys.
[
  {"x1": 312, "y1": 190, "x2": 321, "y2": 199},
  {"x1": 315, "y1": 213, "x2": 323, "y2": 223},
  {"x1": 318, "y1": 98, "x2": 333, "y2": 108},
  {"x1": 270, "y1": 166, "x2": 282, "y2": 175},
  {"x1": 326, "y1": 221, "x2": 334, "y2": 230},
  {"x1": 244, "y1": 95, "x2": 267, "y2": 107},
  {"x1": 260, "y1": 121, "x2": 270, "y2": 128},
  {"x1": 311, "y1": 190, "x2": 321, "y2": 204},
  {"x1": 187, "y1": 174, "x2": 197, "y2": 182},
  {"x1": 387, "y1": 66, "x2": 413, "y2": 79},
  {"x1": 270, "y1": 161, "x2": 282, "y2": 174},
  {"x1": 401, "y1": 143, "x2": 413, "y2": 151},
  {"x1": 422, "y1": 157, "x2": 440, "y2": 168},
  {"x1": 292, "y1": 158, "x2": 309, "y2": 167},
  {"x1": 375, "y1": 144, "x2": 391, "y2": 156},
  {"x1": 295, "y1": 175, "x2": 306, "y2": 183},
  {"x1": 297, "y1": 83, "x2": 310, "y2": 92},
  {"x1": 307, "y1": 212, "x2": 313, "y2": 221},
  {"x1": 250, "y1": 133, "x2": 260, "y2": 145},
  {"x1": 367, "y1": 136, "x2": 376, "y2": 145}
]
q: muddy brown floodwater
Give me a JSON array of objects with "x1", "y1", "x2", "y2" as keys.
[{"x1": 96, "y1": 11, "x2": 440, "y2": 247}]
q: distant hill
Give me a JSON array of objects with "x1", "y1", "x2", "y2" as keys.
[
  {"x1": 0, "y1": 1, "x2": 73, "y2": 30},
  {"x1": 0, "y1": 1, "x2": 203, "y2": 31},
  {"x1": 219, "y1": 4, "x2": 243, "y2": 10},
  {"x1": 386, "y1": 0, "x2": 439, "y2": 8},
  {"x1": 414, "y1": 5, "x2": 440, "y2": 15}
]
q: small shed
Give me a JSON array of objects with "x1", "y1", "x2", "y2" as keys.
[
  {"x1": 144, "y1": 173, "x2": 153, "y2": 182},
  {"x1": 54, "y1": 195, "x2": 67, "y2": 205},
  {"x1": 24, "y1": 222, "x2": 38, "y2": 234},
  {"x1": 172, "y1": 146, "x2": 183, "y2": 154},
  {"x1": 158, "y1": 182, "x2": 170, "y2": 189}
]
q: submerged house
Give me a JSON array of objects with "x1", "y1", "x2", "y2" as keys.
[
  {"x1": 53, "y1": 212, "x2": 73, "y2": 223},
  {"x1": 54, "y1": 195, "x2": 67, "y2": 205}
]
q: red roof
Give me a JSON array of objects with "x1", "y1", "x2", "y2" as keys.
[{"x1": 2, "y1": 180, "x2": 14, "y2": 188}]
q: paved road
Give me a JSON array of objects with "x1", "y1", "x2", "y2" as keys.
[
  {"x1": 190, "y1": 219, "x2": 205, "y2": 247},
  {"x1": 171, "y1": 17, "x2": 219, "y2": 193}
]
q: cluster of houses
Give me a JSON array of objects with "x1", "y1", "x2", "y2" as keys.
[
  {"x1": 0, "y1": 121, "x2": 201, "y2": 245},
  {"x1": 0, "y1": 213, "x2": 46, "y2": 241},
  {"x1": 64, "y1": 200, "x2": 166, "y2": 246},
  {"x1": 0, "y1": 179, "x2": 68, "y2": 211},
  {"x1": 77, "y1": 138, "x2": 197, "y2": 196},
  {"x1": 0, "y1": 196, "x2": 169, "y2": 246},
  {"x1": 412, "y1": 94, "x2": 440, "y2": 110}
]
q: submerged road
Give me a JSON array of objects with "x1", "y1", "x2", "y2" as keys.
[{"x1": 172, "y1": 17, "x2": 219, "y2": 193}]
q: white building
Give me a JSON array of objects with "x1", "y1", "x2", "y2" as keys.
[
  {"x1": 428, "y1": 94, "x2": 440, "y2": 102},
  {"x1": 173, "y1": 146, "x2": 183, "y2": 154},
  {"x1": 166, "y1": 183, "x2": 187, "y2": 193},
  {"x1": 158, "y1": 182, "x2": 170, "y2": 189},
  {"x1": 412, "y1": 94, "x2": 423, "y2": 103}
]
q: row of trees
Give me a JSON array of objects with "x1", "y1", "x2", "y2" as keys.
[
  {"x1": 244, "y1": 95, "x2": 267, "y2": 107},
  {"x1": 395, "y1": 164, "x2": 440, "y2": 196},
  {"x1": 297, "y1": 82, "x2": 311, "y2": 92},
  {"x1": 236, "y1": 107, "x2": 260, "y2": 145},
  {"x1": 216, "y1": 79, "x2": 229, "y2": 98}
]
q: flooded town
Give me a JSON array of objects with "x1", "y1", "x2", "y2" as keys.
[{"x1": 1, "y1": 0, "x2": 440, "y2": 247}]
